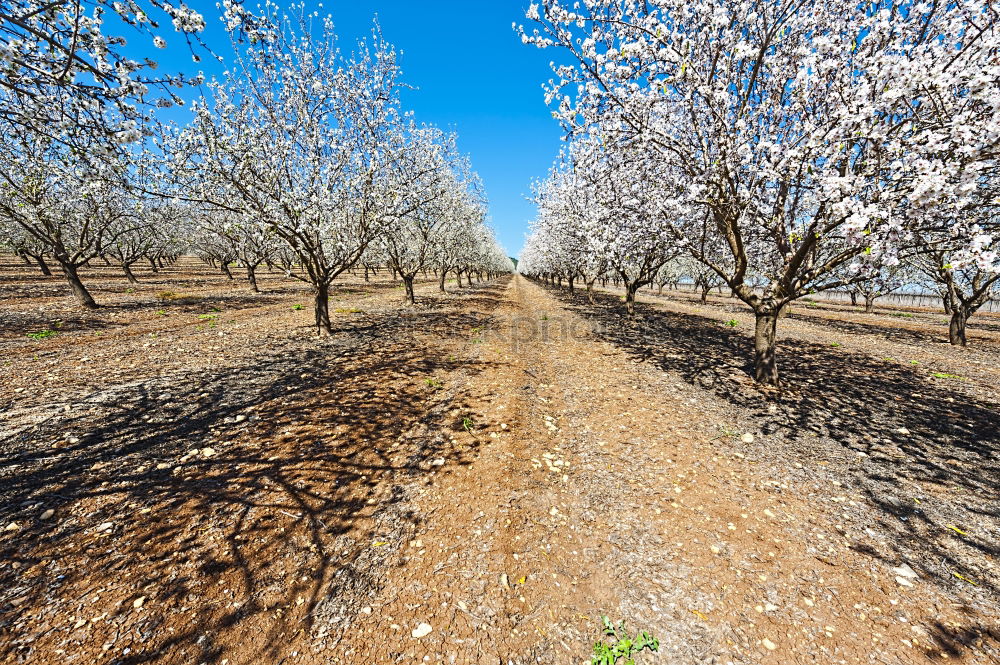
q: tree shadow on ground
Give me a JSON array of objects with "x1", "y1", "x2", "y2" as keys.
[
  {"x1": 645, "y1": 286, "x2": 1000, "y2": 346},
  {"x1": 789, "y1": 310, "x2": 1000, "y2": 350},
  {"x1": 0, "y1": 293, "x2": 289, "y2": 341},
  {"x1": 0, "y1": 296, "x2": 504, "y2": 664},
  {"x1": 546, "y1": 283, "x2": 1000, "y2": 629}
]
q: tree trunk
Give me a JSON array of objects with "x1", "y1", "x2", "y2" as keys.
[
  {"x1": 364, "y1": 266, "x2": 370, "y2": 282},
  {"x1": 439, "y1": 269, "x2": 448, "y2": 292},
  {"x1": 753, "y1": 309, "x2": 780, "y2": 386},
  {"x1": 700, "y1": 284, "x2": 710, "y2": 304},
  {"x1": 220, "y1": 263, "x2": 234, "y2": 280},
  {"x1": 456, "y1": 270, "x2": 463, "y2": 288},
  {"x1": 864, "y1": 295, "x2": 876, "y2": 314},
  {"x1": 942, "y1": 293, "x2": 952, "y2": 315},
  {"x1": 403, "y1": 275, "x2": 416, "y2": 304},
  {"x1": 567, "y1": 275, "x2": 575, "y2": 293},
  {"x1": 314, "y1": 282, "x2": 332, "y2": 336},
  {"x1": 122, "y1": 263, "x2": 139, "y2": 284},
  {"x1": 850, "y1": 291, "x2": 858, "y2": 307},
  {"x1": 624, "y1": 282, "x2": 639, "y2": 316},
  {"x1": 147, "y1": 256, "x2": 159, "y2": 273},
  {"x1": 60, "y1": 261, "x2": 99, "y2": 309},
  {"x1": 949, "y1": 307, "x2": 968, "y2": 346},
  {"x1": 32, "y1": 254, "x2": 53, "y2": 276},
  {"x1": 246, "y1": 264, "x2": 259, "y2": 292},
  {"x1": 657, "y1": 284, "x2": 664, "y2": 295},
  {"x1": 586, "y1": 280, "x2": 596, "y2": 304}
]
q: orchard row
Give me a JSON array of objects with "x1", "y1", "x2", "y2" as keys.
[
  {"x1": 0, "y1": 4, "x2": 511, "y2": 335},
  {"x1": 516, "y1": 0, "x2": 999, "y2": 385}
]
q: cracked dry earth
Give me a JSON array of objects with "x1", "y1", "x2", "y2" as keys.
[{"x1": 2, "y1": 269, "x2": 998, "y2": 665}]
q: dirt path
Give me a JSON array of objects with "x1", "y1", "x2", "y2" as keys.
[
  {"x1": 3, "y1": 275, "x2": 997, "y2": 664},
  {"x1": 323, "y1": 277, "x2": 998, "y2": 664}
]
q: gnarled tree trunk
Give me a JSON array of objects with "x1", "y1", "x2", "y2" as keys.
[
  {"x1": 314, "y1": 282, "x2": 332, "y2": 337},
  {"x1": 624, "y1": 281, "x2": 642, "y2": 316},
  {"x1": 949, "y1": 307, "x2": 968, "y2": 346},
  {"x1": 60, "y1": 261, "x2": 98, "y2": 309},
  {"x1": 31, "y1": 254, "x2": 52, "y2": 276},
  {"x1": 403, "y1": 274, "x2": 416, "y2": 304},
  {"x1": 753, "y1": 308, "x2": 780, "y2": 386},
  {"x1": 246, "y1": 264, "x2": 260, "y2": 292}
]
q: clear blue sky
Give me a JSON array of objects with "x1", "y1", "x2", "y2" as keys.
[{"x1": 147, "y1": 1, "x2": 564, "y2": 258}]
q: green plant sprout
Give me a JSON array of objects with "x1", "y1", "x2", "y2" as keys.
[
  {"x1": 26, "y1": 329, "x2": 56, "y2": 340},
  {"x1": 292, "y1": 303, "x2": 304, "y2": 310},
  {"x1": 591, "y1": 616, "x2": 659, "y2": 665},
  {"x1": 931, "y1": 372, "x2": 965, "y2": 380},
  {"x1": 723, "y1": 319, "x2": 739, "y2": 327},
  {"x1": 462, "y1": 416, "x2": 475, "y2": 432}
]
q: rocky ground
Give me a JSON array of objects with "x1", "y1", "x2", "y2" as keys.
[{"x1": 1, "y1": 259, "x2": 997, "y2": 665}]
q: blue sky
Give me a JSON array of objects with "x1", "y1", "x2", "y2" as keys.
[{"x1": 148, "y1": 1, "x2": 564, "y2": 258}]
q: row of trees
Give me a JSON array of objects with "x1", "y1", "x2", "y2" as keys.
[
  {"x1": 0, "y1": 3, "x2": 511, "y2": 335},
  {"x1": 517, "y1": 0, "x2": 999, "y2": 386}
]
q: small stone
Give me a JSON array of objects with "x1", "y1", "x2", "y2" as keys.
[
  {"x1": 201, "y1": 447, "x2": 216, "y2": 457},
  {"x1": 360, "y1": 607, "x2": 372, "y2": 615},
  {"x1": 234, "y1": 415, "x2": 247, "y2": 423},
  {"x1": 549, "y1": 506, "x2": 559, "y2": 516},
  {"x1": 895, "y1": 576, "x2": 914, "y2": 588},
  {"x1": 500, "y1": 423, "x2": 509, "y2": 430},
  {"x1": 409, "y1": 539, "x2": 423, "y2": 548},
  {"x1": 762, "y1": 638, "x2": 777, "y2": 651},
  {"x1": 764, "y1": 603, "x2": 779, "y2": 612},
  {"x1": 40, "y1": 509, "x2": 54, "y2": 520},
  {"x1": 891, "y1": 564, "x2": 918, "y2": 579},
  {"x1": 896, "y1": 427, "x2": 910, "y2": 435},
  {"x1": 740, "y1": 433, "x2": 755, "y2": 444},
  {"x1": 431, "y1": 458, "x2": 445, "y2": 466},
  {"x1": 457, "y1": 600, "x2": 468, "y2": 611},
  {"x1": 411, "y1": 622, "x2": 432, "y2": 638},
  {"x1": 156, "y1": 463, "x2": 170, "y2": 470},
  {"x1": 133, "y1": 596, "x2": 145, "y2": 609},
  {"x1": 5, "y1": 522, "x2": 20, "y2": 531},
  {"x1": 97, "y1": 522, "x2": 113, "y2": 532}
]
